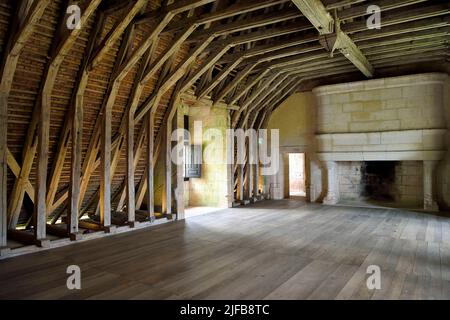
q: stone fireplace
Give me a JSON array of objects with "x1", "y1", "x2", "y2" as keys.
[
  {"x1": 313, "y1": 73, "x2": 448, "y2": 211},
  {"x1": 337, "y1": 160, "x2": 424, "y2": 207}
]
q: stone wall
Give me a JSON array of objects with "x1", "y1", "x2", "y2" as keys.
[
  {"x1": 187, "y1": 102, "x2": 229, "y2": 208},
  {"x1": 394, "y1": 161, "x2": 423, "y2": 207},
  {"x1": 314, "y1": 73, "x2": 447, "y2": 133},
  {"x1": 338, "y1": 162, "x2": 362, "y2": 200}
]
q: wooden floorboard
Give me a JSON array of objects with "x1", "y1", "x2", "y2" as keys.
[{"x1": 0, "y1": 199, "x2": 449, "y2": 300}]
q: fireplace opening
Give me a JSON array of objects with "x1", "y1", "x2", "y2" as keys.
[{"x1": 360, "y1": 161, "x2": 398, "y2": 202}]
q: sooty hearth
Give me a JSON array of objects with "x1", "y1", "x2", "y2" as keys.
[{"x1": 360, "y1": 161, "x2": 398, "y2": 201}]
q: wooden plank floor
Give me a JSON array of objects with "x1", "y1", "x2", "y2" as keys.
[{"x1": 0, "y1": 200, "x2": 449, "y2": 300}]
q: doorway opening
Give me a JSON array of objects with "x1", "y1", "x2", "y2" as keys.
[{"x1": 288, "y1": 153, "x2": 306, "y2": 197}]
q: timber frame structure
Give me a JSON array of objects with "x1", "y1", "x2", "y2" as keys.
[{"x1": 0, "y1": 0, "x2": 449, "y2": 255}]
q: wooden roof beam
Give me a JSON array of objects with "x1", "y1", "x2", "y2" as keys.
[
  {"x1": 334, "y1": 29, "x2": 374, "y2": 77},
  {"x1": 1, "y1": 0, "x2": 51, "y2": 245},
  {"x1": 291, "y1": 0, "x2": 374, "y2": 77},
  {"x1": 249, "y1": 77, "x2": 300, "y2": 129},
  {"x1": 198, "y1": 33, "x2": 321, "y2": 99},
  {"x1": 7, "y1": 0, "x2": 99, "y2": 230},
  {"x1": 211, "y1": 9, "x2": 449, "y2": 97},
  {"x1": 291, "y1": 0, "x2": 334, "y2": 34},
  {"x1": 89, "y1": 0, "x2": 149, "y2": 71},
  {"x1": 189, "y1": 7, "x2": 303, "y2": 42},
  {"x1": 46, "y1": 12, "x2": 105, "y2": 216},
  {"x1": 114, "y1": 0, "x2": 216, "y2": 81},
  {"x1": 231, "y1": 71, "x2": 286, "y2": 127},
  {"x1": 337, "y1": 0, "x2": 428, "y2": 21},
  {"x1": 76, "y1": 0, "x2": 213, "y2": 216},
  {"x1": 213, "y1": 63, "x2": 258, "y2": 104},
  {"x1": 216, "y1": 14, "x2": 444, "y2": 104},
  {"x1": 240, "y1": 75, "x2": 296, "y2": 128},
  {"x1": 138, "y1": 0, "x2": 290, "y2": 27},
  {"x1": 342, "y1": 3, "x2": 449, "y2": 34}
]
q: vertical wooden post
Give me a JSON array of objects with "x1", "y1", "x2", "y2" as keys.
[
  {"x1": 100, "y1": 85, "x2": 114, "y2": 232},
  {"x1": 243, "y1": 162, "x2": 249, "y2": 201},
  {"x1": 239, "y1": 164, "x2": 245, "y2": 202},
  {"x1": 255, "y1": 136, "x2": 260, "y2": 198},
  {"x1": 68, "y1": 83, "x2": 85, "y2": 240},
  {"x1": 226, "y1": 115, "x2": 234, "y2": 208},
  {"x1": 0, "y1": 92, "x2": 7, "y2": 250},
  {"x1": 165, "y1": 115, "x2": 173, "y2": 217},
  {"x1": 248, "y1": 140, "x2": 254, "y2": 201},
  {"x1": 126, "y1": 108, "x2": 136, "y2": 227},
  {"x1": 35, "y1": 75, "x2": 55, "y2": 247},
  {"x1": 146, "y1": 113, "x2": 155, "y2": 222},
  {"x1": 175, "y1": 109, "x2": 185, "y2": 220}
]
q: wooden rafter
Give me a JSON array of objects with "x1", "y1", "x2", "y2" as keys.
[
  {"x1": 291, "y1": 0, "x2": 374, "y2": 77},
  {"x1": 6, "y1": 1, "x2": 101, "y2": 236},
  {"x1": 291, "y1": 0, "x2": 334, "y2": 34},
  {"x1": 0, "y1": 0, "x2": 51, "y2": 247}
]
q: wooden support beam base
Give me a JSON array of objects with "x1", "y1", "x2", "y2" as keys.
[
  {"x1": 7, "y1": 230, "x2": 50, "y2": 248},
  {"x1": 78, "y1": 220, "x2": 116, "y2": 234},
  {"x1": 70, "y1": 233, "x2": 83, "y2": 241},
  {"x1": 128, "y1": 221, "x2": 140, "y2": 228},
  {"x1": 44, "y1": 224, "x2": 82, "y2": 241},
  {"x1": 232, "y1": 202, "x2": 242, "y2": 207},
  {"x1": 103, "y1": 226, "x2": 116, "y2": 234},
  {"x1": 135, "y1": 210, "x2": 157, "y2": 223},
  {"x1": 0, "y1": 247, "x2": 11, "y2": 257},
  {"x1": 250, "y1": 197, "x2": 261, "y2": 203},
  {"x1": 78, "y1": 220, "x2": 103, "y2": 231}
]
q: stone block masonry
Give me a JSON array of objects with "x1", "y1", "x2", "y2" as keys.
[{"x1": 314, "y1": 73, "x2": 447, "y2": 134}]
